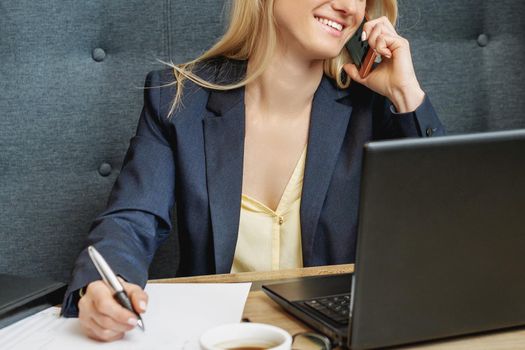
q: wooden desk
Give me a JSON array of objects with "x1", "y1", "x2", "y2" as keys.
[{"x1": 151, "y1": 265, "x2": 525, "y2": 349}]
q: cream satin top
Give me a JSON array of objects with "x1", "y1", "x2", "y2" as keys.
[{"x1": 231, "y1": 147, "x2": 307, "y2": 273}]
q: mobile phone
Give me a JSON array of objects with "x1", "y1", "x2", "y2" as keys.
[{"x1": 345, "y1": 15, "x2": 378, "y2": 78}]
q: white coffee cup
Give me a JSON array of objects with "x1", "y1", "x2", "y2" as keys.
[{"x1": 200, "y1": 322, "x2": 292, "y2": 350}]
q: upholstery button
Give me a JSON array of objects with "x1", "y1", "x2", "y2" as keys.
[
  {"x1": 92, "y1": 48, "x2": 106, "y2": 62},
  {"x1": 426, "y1": 128, "x2": 436, "y2": 137},
  {"x1": 98, "y1": 162, "x2": 112, "y2": 177},
  {"x1": 477, "y1": 34, "x2": 489, "y2": 47}
]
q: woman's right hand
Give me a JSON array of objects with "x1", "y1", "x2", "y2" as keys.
[{"x1": 78, "y1": 279, "x2": 148, "y2": 342}]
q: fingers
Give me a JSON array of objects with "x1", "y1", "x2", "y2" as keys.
[
  {"x1": 375, "y1": 34, "x2": 392, "y2": 59},
  {"x1": 78, "y1": 280, "x2": 147, "y2": 342},
  {"x1": 90, "y1": 282, "x2": 138, "y2": 323},
  {"x1": 81, "y1": 315, "x2": 125, "y2": 342},
  {"x1": 373, "y1": 33, "x2": 408, "y2": 61},
  {"x1": 362, "y1": 16, "x2": 397, "y2": 38},
  {"x1": 122, "y1": 280, "x2": 149, "y2": 313},
  {"x1": 365, "y1": 22, "x2": 393, "y2": 58},
  {"x1": 362, "y1": 16, "x2": 402, "y2": 58},
  {"x1": 79, "y1": 295, "x2": 127, "y2": 342}
]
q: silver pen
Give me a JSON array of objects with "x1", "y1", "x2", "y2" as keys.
[{"x1": 87, "y1": 245, "x2": 145, "y2": 331}]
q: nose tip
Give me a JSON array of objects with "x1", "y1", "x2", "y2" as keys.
[{"x1": 332, "y1": 0, "x2": 359, "y2": 16}]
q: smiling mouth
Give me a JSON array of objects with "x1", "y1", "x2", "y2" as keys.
[{"x1": 314, "y1": 16, "x2": 344, "y2": 32}]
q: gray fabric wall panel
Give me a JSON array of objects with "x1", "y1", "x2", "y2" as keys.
[
  {"x1": 398, "y1": 0, "x2": 525, "y2": 134},
  {"x1": 168, "y1": 0, "x2": 229, "y2": 62},
  {"x1": 0, "y1": 0, "x2": 523, "y2": 283},
  {"x1": 0, "y1": 0, "x2": 227, "y2": 281}
]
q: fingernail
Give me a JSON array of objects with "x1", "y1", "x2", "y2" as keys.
[
  {"x1": 128, "y1": 317, "x2": 138, "y2": 326},
  {"x1": 139, "y1": 301, "x2": 147, "y2": 311},
  {"x1": 361, "y1": 31, "x2": 367, "y2": 41}
]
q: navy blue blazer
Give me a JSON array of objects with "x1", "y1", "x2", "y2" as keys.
[{"x1": 62, "y1": 58, "x2": 445, "y2": 316}]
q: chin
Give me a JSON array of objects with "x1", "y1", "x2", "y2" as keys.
[
  {"x1": 306, "y1": 40, "x2": 344, "y2": 59},
  {"x1": 309, "y1": 47, "x2": 344, "y2": 60}
]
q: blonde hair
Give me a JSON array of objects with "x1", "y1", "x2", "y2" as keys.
[{"x1": 165, "y1": 0, "x2": 398, "y2": 117}]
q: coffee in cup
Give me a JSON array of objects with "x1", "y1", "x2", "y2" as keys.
[{"x1": 200, "y1": 323, "x2": 292, "y2": 350}]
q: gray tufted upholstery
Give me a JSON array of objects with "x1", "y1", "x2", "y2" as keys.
[
  {"x1": 1, "y1": 0, "x2": 524, "y2": 283},
  {"x1": 0, "y1": 0, "x2": 229, "y2": 281},
  {"x1": 398, "y1": 0, "x2": 525, "y2": 133}
]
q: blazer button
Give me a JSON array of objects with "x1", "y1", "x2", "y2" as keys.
[
  {"x1": 92, "y1": 48, "x2": 106, "y2": 62},
  {"x1": 426, "y1": 128, "x2": 436, "y2": 137},
  {"x1": 98, "y1": 162, "x2": 112, "y2": 177},
  {"x1": 477, "y1": 34, "x2": 489, "y2": 47}
]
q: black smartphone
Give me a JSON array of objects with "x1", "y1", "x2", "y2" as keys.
[{"x1": 345, "y1": 16, "x2": 377, "y2": 78}]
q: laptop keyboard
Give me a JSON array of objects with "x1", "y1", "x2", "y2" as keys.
[{"x1": 302, "y1": 294, "x2": 351, "y2": 325}]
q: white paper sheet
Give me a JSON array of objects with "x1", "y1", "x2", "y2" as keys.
[{"x1": 0, "y1": 283, "x2": 252, "y2": 350}]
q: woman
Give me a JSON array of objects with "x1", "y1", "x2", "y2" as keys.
[{"x1": 62, "y1": 0, "x2": 445, "y2": 342}]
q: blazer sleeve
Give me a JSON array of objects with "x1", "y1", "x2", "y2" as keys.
[
  {"x1": 372, "y1": 92, "x2": 446, "y2": 140},
  {"x1": 61, "y1": 70, "x2": 176, "y2": 317}
]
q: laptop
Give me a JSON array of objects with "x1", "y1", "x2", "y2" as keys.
[{"x1": 263, "y1": 129, "x2": 525, "y2": 349}]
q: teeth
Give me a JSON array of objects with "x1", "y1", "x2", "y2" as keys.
[{"x1": 315, "y1": 16, "x2": 343, "y2": 32}]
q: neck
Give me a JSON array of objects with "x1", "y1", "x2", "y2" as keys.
[{"x1": 245, "y1": 49, "x2": 324, "y2": 120}]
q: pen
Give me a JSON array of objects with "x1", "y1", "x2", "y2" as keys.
[{"x1": 87, "y1": 245, "x2": 145, "y2": 331}]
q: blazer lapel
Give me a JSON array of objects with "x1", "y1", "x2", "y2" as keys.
[
  {"x1": 203, "y1": 60, "x2": 247, "y2": 273},
  {"x1": 202, "y1": 58, "x2": 354, "y2": 271},
  {"x1": 300, "y1": 77, "x2": 353, "y2": 266}
]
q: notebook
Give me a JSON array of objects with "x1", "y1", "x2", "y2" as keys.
[{"x1": 0, "y1": 274, "x2": 66, "y2": 329}]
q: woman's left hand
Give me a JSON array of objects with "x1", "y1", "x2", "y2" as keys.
[{"x1": 343, "y1": 16, "x2": 426, "y2": 113}]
